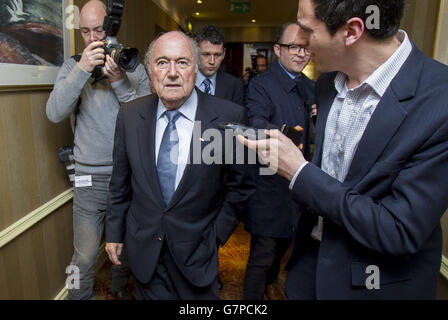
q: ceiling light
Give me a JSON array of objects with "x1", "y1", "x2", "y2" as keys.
[{"x1": 197, "y1": 0, "x2": 202, "y2": 3}]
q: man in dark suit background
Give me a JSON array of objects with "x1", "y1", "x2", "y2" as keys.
[
  {"x1": 105, "y1": 31, "x2": 255, "y2": 299},
  {"x1": 243, "y1": 22, "x2": 314, "y2": 300},
  {"x1": 240, "y1": 0, "x2": 448, "y2": 299},
  {"x1": 195, "y1": 25, "x2": 245, "y2": 106}
]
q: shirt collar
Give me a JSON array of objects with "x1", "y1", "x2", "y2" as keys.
[
  {"x1": 334, "y1": 29, "x2": 412, "y2": 98},
  {"x1": 195, "y1": 70, "x2": 217, "y2": 90},
  {"x1": 278, "y1": 61, "x2": 300, "y2": 80},
  {"x1": 157, "y1": 89, "x2": 198, "y2": 123}
]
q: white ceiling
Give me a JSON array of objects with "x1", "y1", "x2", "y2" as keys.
[{"x1": 152, "y1": 0, "x2": 299, "y2": 28}]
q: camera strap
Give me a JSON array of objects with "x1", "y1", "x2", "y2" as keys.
[{"x1": 70, "y1": 55, "x2": 82, "y2": 142}]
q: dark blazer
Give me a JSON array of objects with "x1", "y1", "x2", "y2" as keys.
[
  {"x1": 215, "y1": 70, "x2": 245, "y2": 106},
  {"x1": 106, "y1": 89, "x2": 255, "y2": 287},
  {"x1": 245, "y1": 61, "x2": 315, "y2": 238},
  {"x1": 287, "y1": 44, "x2": 448, "y2": 299}
]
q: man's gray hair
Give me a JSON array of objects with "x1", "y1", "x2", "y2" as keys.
[{"x1": 144, "y1": 31, "x2": 200, "y2": 74}]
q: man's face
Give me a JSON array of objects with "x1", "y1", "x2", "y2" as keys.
[
  {"x1": 198, "y1": 40, "x2": 225, "y2": 77},
  {"x1": 296, "y1": 0, "x2": 343, "y2": 72},
  {"x1": 256, "y1": 57, "x2": 267, "y2": 73},
  {"x1": 150, "y1": 32, "x2": 197, "y2": 110},
  {"x1": 79, "y1": 6, "x2": 106, "y2": 47},
  {"x1": 274, "y1": 24, "x2": 311, "y2": 75}
]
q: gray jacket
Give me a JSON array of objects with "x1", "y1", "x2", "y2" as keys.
[{"x1": 46, "y1": 57, "x2": 150, "y2": 174}]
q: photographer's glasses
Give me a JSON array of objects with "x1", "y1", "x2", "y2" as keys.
[{"x1": 277, "y1": 43, "x2": 310, "y2": 55}]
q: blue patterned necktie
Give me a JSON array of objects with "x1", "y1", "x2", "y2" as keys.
[
  {"x1": 157, "y1": 110, "x2": 182, "y2": 205},
  {"x1": 202, "y1": 78, "x2": 212, "y2": 94}
]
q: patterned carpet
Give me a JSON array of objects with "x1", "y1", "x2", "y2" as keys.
[{"x1": 93, "y1": 223, "x2": 288, "y2": 300}]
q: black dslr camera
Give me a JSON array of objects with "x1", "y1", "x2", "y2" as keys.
[{"x1": 92, "y1": 0, "x2": 140, "y2": 80}]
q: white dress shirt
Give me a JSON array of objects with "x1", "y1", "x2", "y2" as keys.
[
  {"x1": 155, "y1": 90, "x2": 198, "y2": 189},
  {"x1": 196, "y1": 70, "x2": 217, "y2": 95}
]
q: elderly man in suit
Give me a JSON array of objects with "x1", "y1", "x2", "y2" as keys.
[
  {"x1": 195, "y1": 25, "x2": 244, "y2": 106},
  {"x1": 105, "y1": 31, "x2": 255, "y2": 300},
  {"x1": 243, "y1": 22, "x2": 314, "y2": 300},
  {"x1": 240, "y1": 0, "x2": 448, "y2": 299}
]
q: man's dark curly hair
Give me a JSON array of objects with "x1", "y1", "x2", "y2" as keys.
[
  {"x1": 195, "y1": 25, "x2": 226, "y2": 46},
  {"x1": 311, "y1": 0, "x2": 405, "y2": 39}
]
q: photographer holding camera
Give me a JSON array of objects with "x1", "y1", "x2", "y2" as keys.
[{"x1": 46, "y1": 0, "x2": 150, "y2": 300}]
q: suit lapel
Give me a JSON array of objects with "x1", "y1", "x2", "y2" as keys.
[
  {"x1": 343, "y1": 91, "x2": 407, "y2": 184},
  {"x1": 166, "y1": 90, "x2": 218, "y2": 210},
  {"x1": 344, "y1": 45, "x2": 422, "y2": 184},
  {"x1": 214, "y1": 72, "x2": 225, "y2": 98},
  {"x1": 137, "y1": 95, "x2": 165, "y2": 208}
]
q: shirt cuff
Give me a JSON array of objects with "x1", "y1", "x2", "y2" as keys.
[{"x1": 289, "y1": 161, "x2": 309, "y2": 190}]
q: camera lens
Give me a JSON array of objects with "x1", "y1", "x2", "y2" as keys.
[{"x1": 115, "y1": 48, "x2": 139, "y2": 72}]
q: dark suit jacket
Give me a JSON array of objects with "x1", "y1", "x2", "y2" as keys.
[
  {"x1": 245, "y1": 61, "x2": 315, "y2": 238},
  {"x1": 106, "y1": 89, "x2": 255, "y2": 287},
  {"x1": 287, "y1": 44, "x2": 448, "y2": 299},
  {"x1": 215, "y1": 70, "x2": 245, "y2": 106}
]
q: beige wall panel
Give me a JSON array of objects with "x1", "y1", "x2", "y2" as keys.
[
  {"x1": 0, "y1": 241, "x2": 24, "y2": 299},
  {"x1": 0, "y1": 92, "x2": 40, "y2": 229},
  {"x1": 0, "y1": 104, "x2": 13, "y2": 230},
  {"x1": 0, "y1": 91, "x2": 72, "y2": 231},
  {"x1": 442, "y1": 211, "x2": 448, "y2": 258},
  {"x1": 0, "y1": 202, "x2": 73, "y2": 300},
  {"x1": 438, "y1": 275, "x2": 448, "y2": 299},
  {"x1": 42, "y1": 202, "x2": 74, "y2": 295},
  {"x1": 434, "y1": 0, "x2": 448, "y2": 63},
  {"x1": 29, "y1": 92, "x2": 73, "y2": 204},
  {"x1": 401, "y1": 0, "x2": 440, "y2": 57}
]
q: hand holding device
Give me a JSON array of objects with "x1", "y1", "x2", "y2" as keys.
[
  {"x1": 218, "y1": 122, "x2": 265, "y2": 140},
  {"x1": 281, "y1": 124, "x2": 303, "y2": 148}
]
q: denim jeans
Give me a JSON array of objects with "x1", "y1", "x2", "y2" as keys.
[{"x1": 67, "y1": 172, "x2": 131, "y2": 300}]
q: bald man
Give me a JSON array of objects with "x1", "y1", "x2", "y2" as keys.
[
  {"x1": 46, "y1": 0, "x2": 150, "y2": 300},
  {"x1": 105, "y1": 31, "x2": 254, "y2": 299}
]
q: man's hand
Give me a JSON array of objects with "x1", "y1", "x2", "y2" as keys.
[
  {"x1": 105, "y1": 242, "x2": 123, "y2": 266},
  {"x1": 103, "y1": 55, "x2": 126, "y2": 83},
  {"x1": 237, "y1": 129, "x2": 306, "y2": 181},
  {"x1": 78, "y1": 41, "x2": 105, "y2": 73}
]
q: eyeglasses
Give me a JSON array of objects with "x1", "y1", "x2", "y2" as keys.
[{"x1": 277, "y1": 43, "x2": 310, "y2": 55}]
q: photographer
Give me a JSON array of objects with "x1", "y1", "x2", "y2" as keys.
[{"x1": 46, "y1": 0, "x2": 150, "y2": 300}]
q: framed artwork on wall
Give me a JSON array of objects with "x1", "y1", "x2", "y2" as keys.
[
  {"x1": 434, "y1": 0, "x2": 448, "y2": 65},
  {"x1": 0, "y1": 0, "x2": 74, "y2": 88}
]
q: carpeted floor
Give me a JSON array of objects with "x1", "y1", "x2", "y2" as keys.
[{"x1": 93, "y1": 223, "x2": 288, "y2": 300}]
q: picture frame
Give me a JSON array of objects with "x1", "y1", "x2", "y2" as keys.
[
  {"x1": 434, "y1": 0, "x2": 448, "y2": 65},
  {"x1": 0, "y1": 0, "x2": 74, "y2": 89}
]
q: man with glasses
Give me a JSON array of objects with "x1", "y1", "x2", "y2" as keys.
[
  {"x1": 46, "y1": 0, "x2": 150, "y2": 300},
  {"x1": 241, "y1": 0, "x2": 448, "y2": 300},
  {"x1": 243, "y1": 22, "x2": 314, "y2": 300},
  {"x1": 195, "y1": 25, "x2": 245, "y2": 106}
]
